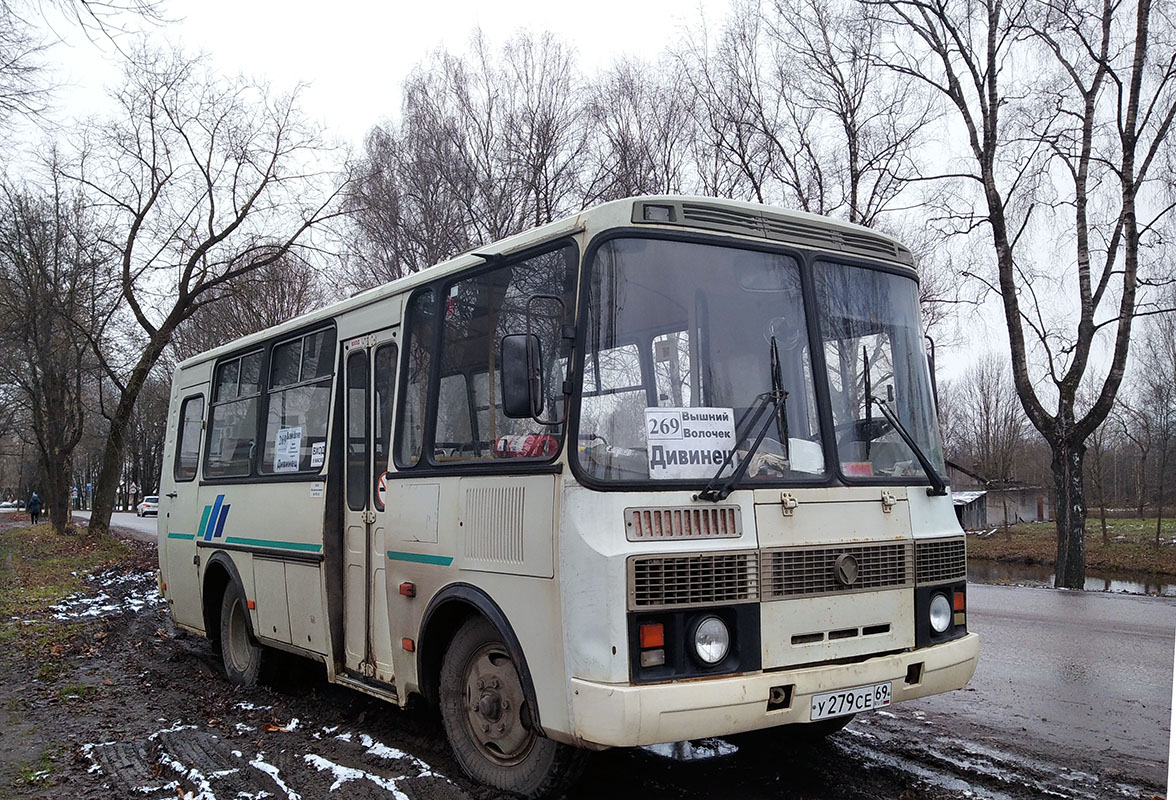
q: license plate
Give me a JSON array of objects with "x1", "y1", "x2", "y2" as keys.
[{"x1": 810, "y1": 682, "x2": 892, "y2": 721}]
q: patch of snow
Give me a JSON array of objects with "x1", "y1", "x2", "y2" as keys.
[
  {"x1": 81, "y1": 741, "x2": 178, "y2": 793},
  {"x1": 159, "y1": 750, "x2": 218, "y2": 800},
  {"x1": 148, "y1": 722, "x2": 198, "y2": 740},
  {"x1": 235, "y1": 724, "x2": 256, "y2": 734},
  {"x1": 304, "y1": 754, "x2": 410, "y2": 799},
  {"x1": 250, "y1": 755, "x2": 300, "y2": 800},
  {"x1": 357, "y1": 733, "x2": 445, "y2": 778},
  {"x1": 47, "y1": 571, "x2": 163, "y2": 621},
  {"x1": 234, "y1": 702, "x2": 272, "y2": 712},
  {"x1": 641, "y1": 738, "x2": 739, "y2": 761}
]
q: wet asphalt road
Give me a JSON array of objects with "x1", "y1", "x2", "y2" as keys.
[
  {"x1": 924, "y1": 582, "x2": 1174, "y2": 786},
  {"x1": 72, "y1": 509, "x2": 160, "y2": 542}
]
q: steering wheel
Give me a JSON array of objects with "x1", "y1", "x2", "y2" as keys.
[{"x1": 835, "y1": 417, "x2": 894, "y2": 443}]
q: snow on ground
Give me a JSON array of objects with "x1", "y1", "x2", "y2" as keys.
[
  {"x1": 642, "y1": 738, "x2": 739, "y2": 761},
  {"x1": 84, "y1": 723, "x2": 452, "y2": 799},
  {"x1": 47, "y1": 570, "x2": 162, "y2": 621}
]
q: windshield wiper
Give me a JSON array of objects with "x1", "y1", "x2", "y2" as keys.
[
  {"x1": 869, "y1": 396, "x2": 948, "y2": 496},
  {"x1": 696, "y1": 337, "x2": 790, "y2": 503},
  {"x1": 695, "y1": 389, "x2": 787, "y2": 502}
]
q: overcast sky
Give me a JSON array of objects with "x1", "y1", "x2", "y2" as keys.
[{"x1": 42, "y1": 0, "x2": 709, "y2": 147}]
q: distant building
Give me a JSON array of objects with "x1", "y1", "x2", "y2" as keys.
[{"x1": 946, "y1": 460, "x2": 1052, "y2": 529}]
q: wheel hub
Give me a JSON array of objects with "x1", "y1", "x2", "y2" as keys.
[
  {"x1": 463, "y1": 644, "x2": 533, "y2": 762},
  {"x1": 477, "y1": 691, "x2": 503, "y2": 722}
]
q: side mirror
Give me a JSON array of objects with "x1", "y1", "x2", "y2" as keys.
[{"x1": 501, "y1": 333, "x2": 544, "y2": 419}]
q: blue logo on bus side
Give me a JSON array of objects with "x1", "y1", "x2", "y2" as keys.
[{"x1": 200, "y1": 494, "x2": 231, "y2": 541}]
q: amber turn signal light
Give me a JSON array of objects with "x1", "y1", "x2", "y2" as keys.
[{"x1": 639, "y1": 622, "x2": 664, "y2": 649}]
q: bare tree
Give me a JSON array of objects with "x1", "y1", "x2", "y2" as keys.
[
  {"x1": 410, "y1": 30, "x2": 587, "y2": 242},
  {"x1": 1083, "y1": 411, "x2": 1117, "y2": 545},
  {"x1": 345, "y1": 30, "x2": 587, "y2": 291},
  {"x1": 61, "y1": 45, "x2": 350, "y2": 537},
  {"x1": 1120, "y1": 299, "x2": 1176, "y2": 545},
  {"x1": 343, "y1": 121, "x2": 474, "y2": 290},
  {"x1": 0, "y1": 173, "x2": 113, "y2": 532},
  {"x1": 169, "y1": 253, "x2": 330, "y2": 361},
  {"x1": 0, "y1": 0, "x2": 162, "y2": 132},
  {"x1": 582, "y1": 58, "x2": 693, "y2": 201},
  {"x1": 870, "y1": 0, "x2": 1176, "y2": 587},
  {"x1": 0, "y1": 3, "x2": 47, "y2": 127},
  {"x1": 940, "y1": 352, "x2": 1029, "y2": 480},
  {"x1": 676, "y1": 0, "x2": 936, "y2": 222},
  {"x1": 1117, "y1": 398, "x2": 1153, "y2": 519}
]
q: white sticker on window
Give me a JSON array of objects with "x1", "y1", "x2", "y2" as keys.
[
  {"x1": 645, "y1": 407, "x2": 736, "y2": 479},
  {"x1": 275, "y1": 426, "x2": 303, "y2": 472},
  {"x1": 310, "y1": 441, "x2": 326, "y2": 468}
]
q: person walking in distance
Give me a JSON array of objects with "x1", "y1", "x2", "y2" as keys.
[{"x1": 28, "y1": 492, "x2": 42, "y2": 524}]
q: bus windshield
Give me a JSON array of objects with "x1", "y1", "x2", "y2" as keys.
[{"x1": 574, "y1": 237, "x2": 943, "y2": 486}]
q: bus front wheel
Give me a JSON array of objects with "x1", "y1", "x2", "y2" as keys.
[
  {"x1": 220, "y1": 582, "x2": 263, "y2": 686},
  {"x1": 439, "y1": 617, "x2": 585, "y2": 799}
]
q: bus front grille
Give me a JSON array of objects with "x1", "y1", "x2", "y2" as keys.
[
  {"x1": 760, "y1": 542, "x2": 914, "y2": 600},
  {"x1": 628, "y1": 551, "x2": 758, "y2": 610},
  {"x1": 915, "y1": 537, "x2": 967, "y2": 585}
]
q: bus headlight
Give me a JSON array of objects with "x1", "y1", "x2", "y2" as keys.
[
  {"x1": 693, "y1": 616, "x2": 730, "y2": 664},
  {"x1": 929, "y1": 593, "x2": 952, "y2": 634}
]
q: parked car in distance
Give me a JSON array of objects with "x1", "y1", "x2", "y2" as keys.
[
  {"x1": 0, "y1": 500, "x2": 16, "y2": 509},
  {"x1": 136, "y1": 496, "x2": 159, "y2": 517}
]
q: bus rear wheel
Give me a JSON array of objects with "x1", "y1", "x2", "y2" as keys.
[
  {"x1": 439, "y1": 618, "x2": 585, "y2": 799},
  {"x1": 220, "y1": 582, "x2": 263, "y2": 686}
]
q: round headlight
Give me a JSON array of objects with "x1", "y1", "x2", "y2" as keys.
[
  {"x1": 693, "y1": 616, "x2": 730, "y2": 664},
  {"x1": 929, "y1": 593, "x2": 952, "y2": 634}
]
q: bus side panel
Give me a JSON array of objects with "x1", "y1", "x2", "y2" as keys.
[
  {"x1": 197, "y1": 481, "x2": 331, "y2": 656},
  {"x1": 381, "y1": 474, "x2": 572, "y2": 736}
]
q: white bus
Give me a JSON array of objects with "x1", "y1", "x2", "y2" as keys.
[{"x1": 158, "y1": 196, "x2": 978, "y2": 797}]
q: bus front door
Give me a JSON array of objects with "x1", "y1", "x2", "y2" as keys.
[{"x1": 342, "y1": 330, "x2": 399, "y2": 685}]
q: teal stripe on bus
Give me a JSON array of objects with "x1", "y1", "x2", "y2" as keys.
[
  {"x1": 224, "y1": 536, "x2": 323, "y2": 553},
  {"x1": 386, "y1": 550, "x2": 454, "y2": 567},
  {"x1": 197, "y1": 505, "x2": 212, "y2": 540},
  {"x1": 167, "y1": 532, "x2": 196, "y2": 541}
]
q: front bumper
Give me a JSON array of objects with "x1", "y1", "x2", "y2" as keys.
[{"x1": 569, "y1": 632, "x2": 979, "y2": 747}]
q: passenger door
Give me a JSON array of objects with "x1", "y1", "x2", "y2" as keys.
[
  {"x1": 341, "y1": 330, "x2": 399, "y2": 682},
  {"x1": 159, "y1": 388, "x2": 210, "y2": 629}
]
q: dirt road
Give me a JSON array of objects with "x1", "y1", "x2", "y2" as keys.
[{"x1": 0, "y1": 523, "x2": 1167, "y2": 799}]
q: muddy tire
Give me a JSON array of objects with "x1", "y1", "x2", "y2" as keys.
[
  {"x1": 439, "y1": 618, "x2": 586, "y2": 798},
  {"x1": 219, "y1": 582, "x2": 262, "y2": 686}
]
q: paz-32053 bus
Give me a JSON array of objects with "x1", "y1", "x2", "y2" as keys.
[{"x1": 158, "y1": 196, "x2": 979, "y2": 797}]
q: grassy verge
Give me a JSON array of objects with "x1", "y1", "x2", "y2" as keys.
[
  {"x1": 967, "y1": 517, "x2": 1176, "y2": 576},
  {"x1": 0, "y1": 522, "x2": 138, "y2": 660}
]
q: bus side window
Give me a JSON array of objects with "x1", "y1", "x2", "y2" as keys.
[
  {"x1": 372, "y1": 343, "x2": 397, "y2": 509},
  {"x1": 174, "y1": 395, "x2": 204, "y2": 482},
  {"x1": 206, "y1": 350, "x2": 263, "y2": 479},
  {"x1": 261, "y1": 327, "x2": 335, "y2": 474},
  {"x1": 414, "y1": 244, "x2": 575, "y2": 464}
]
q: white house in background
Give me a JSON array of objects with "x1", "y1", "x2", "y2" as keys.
[{"x1": 946, "y1": 461, "x2": 1052, "y2": 529}]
